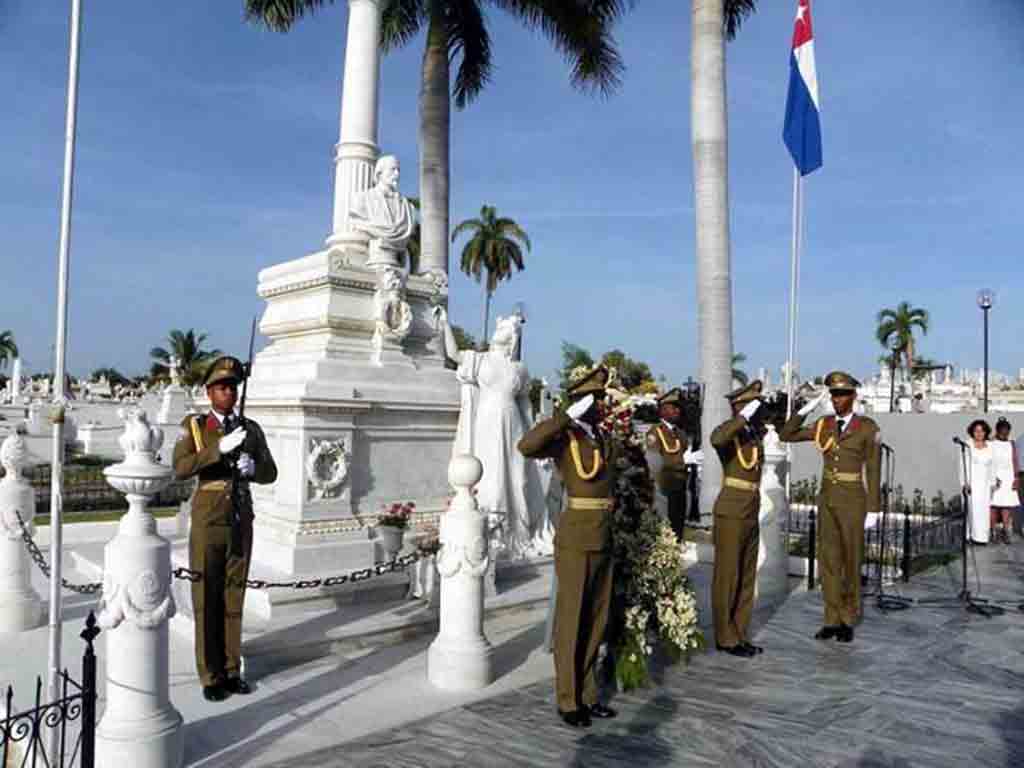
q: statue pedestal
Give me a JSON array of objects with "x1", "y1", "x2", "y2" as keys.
[{"x1": 246, "y1": 249, "x2": 458, "y2": 589}]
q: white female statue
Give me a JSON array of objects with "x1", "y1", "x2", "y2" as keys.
[{"x1": 434, "y1": 306, "x2": 545, "y2": 559}]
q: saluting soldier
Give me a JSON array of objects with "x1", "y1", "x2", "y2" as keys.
[
  {"x1": 173, "y1": 356, "x2": 278, "y2": 701},
  {"x1": 518, "y1": 366, "x2": 618, "y2": 729},
  {"x1": 645, "y1": 387, "x2": 690, "y2": 540},
  {"x1": 780, "y1": 371, "x2": 881, "y2": 643},
  {"x1": 710, "y1": 380, "x2": 766, "y2": 658}
]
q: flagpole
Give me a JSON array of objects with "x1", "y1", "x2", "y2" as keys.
[
  {"x1": 48, "y1": 0, "x2": 83, "y2": 722},
  {"x1": 784, "y1": 168, "x2": 802, "y2": 501}
]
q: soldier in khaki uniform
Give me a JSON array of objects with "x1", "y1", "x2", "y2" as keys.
[
  {"x1": 518, "y1": 366, "x2": 618, "y2": 729},
  {"x1": 710, "y1": 380, "x2": 766, "y2": 658},
  {"x1": 780, "y1": 371, "x2": 881, "y2": 643},
  {"x1": 645, "y1": 387, "x2": 690, "y2": 540},
  {"x1": 173, "y1": 356, "x2": 278, "y2": 701}
]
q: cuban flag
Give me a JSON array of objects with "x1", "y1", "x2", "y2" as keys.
[{"x1": 783, "y1": 0, "x2": 822, "y2": 175}]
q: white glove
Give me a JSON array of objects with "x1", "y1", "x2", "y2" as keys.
[
  {"x1": 566, "y1": 394, "x2": 595, "y2": 421},
  {"x1": 218, "y1": 429, "x2": 247, "y2": 454},
  {"x1": 236, "y1": 452, "x2": 255, "y2": 478},
  {"x1": 739, "y1": 399, "x2": 762, "y2": 421},
  {"x1": 798, "y1": 390, "x2": 829, "y2": 417}
]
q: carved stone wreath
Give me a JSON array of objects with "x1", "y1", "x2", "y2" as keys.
[
  {"x1": 98, "y1": 569, "x2": 175, "y2": 630},
  {"x1": 307, "y1": 438, "x2": 351, "y2": 501}
]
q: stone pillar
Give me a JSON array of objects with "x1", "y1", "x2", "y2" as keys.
[
  {"x1": 326, "y1": 0, "x2": 387, "y2": 254},
  {"x1": 10, "y1": 358, "x2": 21, "y2": 403},
  {"x1": 756, "y1": 426, "x2": 789, "y2": 605},
  {"x1": 428, "y1": 455, "x2": 494, "y2": 691},
  {"x1": 96, "y1": 411, "x2": 183, "y2": 768},
  {"x1": 0, "y1": 430, "x2": 45, "y2": 633}
]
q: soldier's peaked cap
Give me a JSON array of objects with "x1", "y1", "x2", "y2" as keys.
[
  {"x1": 204, "y1": 356, "x2": 245, "y2": 387},
  {"x1": 824, "y1": 371, "x2": 860, "y2": 393},
  {"x1": 725, "y1": 380, "x2": 763, "y2": 405},
  {"x1": 658, "y1": 388, "x2": 684, "y2": 407},
  {"x1": 567, "y1": 365, "x2": 609, "y2": 400}
]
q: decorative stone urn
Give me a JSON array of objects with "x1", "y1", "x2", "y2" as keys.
[
  {"x1": 95, "y1": 409, "x2": 184, "y2": 768},
  {"x1": 376, "y1": 524, "x2": 405, "y2": 560}
]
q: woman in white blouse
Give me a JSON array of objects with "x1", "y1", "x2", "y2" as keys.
[
  {"x1": 990, "y1": 418, "x2": 1019, "y2": 544},
  {"x1": 961, "y1": 420, "x2": 995, "y2": 545}
]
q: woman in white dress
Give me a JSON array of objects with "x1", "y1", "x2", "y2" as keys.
[
  {"x1": 435, "y1": 307, "x2": 545, "y2": 559},
  {"x1": 961, "y1": 420, "x2": 995, "y2": 545},
  {"x1": 989, "y1": 418, "x2": 1019, "y2": 544}
]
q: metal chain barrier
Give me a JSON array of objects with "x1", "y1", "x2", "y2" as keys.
[{"x1": 15, "y1": 510, "x2": 428, "y2": 593}]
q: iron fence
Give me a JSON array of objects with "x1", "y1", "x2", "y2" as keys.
[{"x1": 1, "y1": 614, "x2": 99, "y2": 768}]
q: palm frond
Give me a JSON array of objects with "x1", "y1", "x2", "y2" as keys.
[
  {"x1": 724, "y1": 0, "x2": 757, "y2": 41},
  {"x1": 244, "y1": 0, "x2": 336, "y2": 32},
  {"x1": 382, "y1": 0, "x2": 426, "y2": 52},
  {"x1": 448, "y1": 0, "x2": 494, "y2": 107}
]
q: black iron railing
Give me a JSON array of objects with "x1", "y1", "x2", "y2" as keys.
[{"x1": 1, "y1": 613, "x2": 100, "y2": 768}]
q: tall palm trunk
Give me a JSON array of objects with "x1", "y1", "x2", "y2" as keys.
[
  {"x1": 481, "y1": 284, "x2": 492, "y2": 349},
  {"x1": 692, "y1": 0, "x2": 734, "y2": 515},
  {"x1": 905, "y1": 337, "x2": 916, "y2": 400},
  {"x1": 418, "y1": 0, "x2": 450, "y2": 277}
]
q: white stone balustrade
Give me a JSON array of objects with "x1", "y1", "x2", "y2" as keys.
[
  {"x1": 95, "y1": 410, "x2": 183, "y2": 768},
  {"x1": 0, "y1": 429, "x2": 45, "y2": 633},
  {"x1": 757, "y1": 425, "x2": 790, "y2": 604},
  {"x1": 428, "y1": 455, "x2": 494, "y2": 691}
]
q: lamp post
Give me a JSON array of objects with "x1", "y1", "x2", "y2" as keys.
[{"x1": 977, "y1": 289, "x2": 994, "y2": 413}]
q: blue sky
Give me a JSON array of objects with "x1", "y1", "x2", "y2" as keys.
[{"x1": 2, "y1": 0, "x2": 1023, "y2": 387}]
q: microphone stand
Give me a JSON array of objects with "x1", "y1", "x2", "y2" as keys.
[
  {"x1": 917, "y1": 438, "x2": 1004, "y2": 617},
  {"x1": 875, "y1": 444, "x2": 911, "y2": 611}
]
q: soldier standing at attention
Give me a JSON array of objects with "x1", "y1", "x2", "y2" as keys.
[
  {"x1": 780, "y1": 371, "x2": 881, "y2": 643},
  {"x1": 710, "y1": 381, "x2": 766, "y2": 658},
  {"x1": 518, "y1": 366, "x2": 618, "y2": 729},
  {"x1": 645, "y1": 388, "x2": 690, "y2": 541},
  {"x1": 173, "y1": 356, "x2": 278, "y2": 701}
]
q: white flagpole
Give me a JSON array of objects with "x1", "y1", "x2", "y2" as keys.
[
  {"x1": 784, "y1": 168, "x2": 803, "y2": 501},
  {"x1": 48, "y1": 0, "x2": 83, "y2": 719}
]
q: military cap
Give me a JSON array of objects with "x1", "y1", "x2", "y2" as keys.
[
  {"x1": 725, "y1": 380, "x2": 763, "y2": 405},
  {"x1": 824, "y1": 370, "x2": 860, "y2": 393},
  {"x1": 566, "y1": 365, "x2": 609, "y2": 400},
  {"x1": 203, "y1": 356, "x2": 245, "y2": 387},
  {"x1": 658, "y1": 387, "x2": 684, "y2": 407}
]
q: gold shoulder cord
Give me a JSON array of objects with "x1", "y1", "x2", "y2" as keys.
[
  {"x1": 569, "y1": 432, "x2": 602, "y2": 480},
  {"x1": 657, "y1": 425, "x2": 682, "y2": 455},
  {"x1": 734, "y1": 438, "x2": 759, "y2": 471},
  {"x1": 189, "y1": 417, "x2": 205, "y2": 452},
  {"x1": 814, "y1": 419, "x2": 836, "y2": 454}
]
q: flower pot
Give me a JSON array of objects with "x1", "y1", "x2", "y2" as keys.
[{"x1": 377, "y1": 524, "x2": 405, "y2": 559}]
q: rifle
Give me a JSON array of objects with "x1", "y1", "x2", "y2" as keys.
[{"x1": 228, "y1": 316, "x2": 258, "y2": 557}]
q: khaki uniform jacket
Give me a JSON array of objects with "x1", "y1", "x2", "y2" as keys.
[
  {"x1": 779, "y1": 413, "x2": 882, "y2": 511},
  {"x1": 172, "y1": 414, "x2": 278, "y2": 526},
  {"x1": 710, "y1": 416, "x2": 764, "y2": 520},
  {"x1": 645, "y1": 422, "x2": 689, "y2": 493},
  {"x1": 518, "y1": 413, "x2": 617, "y2": 552}
]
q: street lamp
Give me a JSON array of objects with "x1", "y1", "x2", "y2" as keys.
[{"x1": 977, "y1": 289, "x2": 995, "y2": 412}]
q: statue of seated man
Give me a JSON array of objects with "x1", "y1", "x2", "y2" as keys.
[{"x1": 349, "y1": 155, "x2": 416, "y2": 269}]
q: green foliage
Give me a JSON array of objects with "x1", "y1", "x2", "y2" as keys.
[
  {"x1": 90, "y1": 367, "x2": 129, "y2": 387},
  {"x1": 149, "y1": 329, "x2": 222, "y2": 387},
  {"x1": 731, "y1": 352, "x2": 749, "y2": 386},
  {"x1": 601, "y1": 349, "x2": 653, "y2": 391},
  {"x1": 0, "y1": 330, "x2": 18, "y2": 370},
  {"x1": 453, "y1": 205, "x2": 531, "y2": 294},
  {"x1": 450, "y1": 324, "x2": 478, "y2": 351},
  {"x1": 559, "y1": 342, "x2": 594, "y2": 391}
]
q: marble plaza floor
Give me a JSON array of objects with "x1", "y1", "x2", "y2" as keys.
[{"x1": 267, "y1": 542, "x2": 1024, "y2": 768}]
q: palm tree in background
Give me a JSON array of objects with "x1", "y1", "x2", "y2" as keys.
[
  {"x1": 876, "y1": 302, "x2": 929, "y2": 396},
  {"x1": 692, "y1": 0, "x2": 757, "y2": 515},
  {"x1": 0, "y1": 330, "x2": 18, "y2": 370},
  {"x1": 244, "y1": 0, "x2": 629, "y2": 279},
  {"x1": 731, "y1": 352, "x2": 749, "y2": 386},
  {"x1": 453, "y1": 205, "x2": 531, "y2": 344},
  {"x1": 150, "y1": 329, "x2": 222, "y2": 387}
]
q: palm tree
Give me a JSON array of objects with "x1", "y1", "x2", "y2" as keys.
[
  {"x1": 876, "y1": 302, "x2": 929, "y2": 396},
  {"x1": 452, "y1": 205, "x2": 531, "y2": 343},
  {"x1": 731, "y1": 352, "x2": 749, "y2": 386},
  {"x1": 692, "y1": 0, "x2": 757, "y2": 515},
  {"x1": 0, "y1": 330, "x2": 17, "y2": 370},
  {"x1": 149, "y1": 329, "x2": 222, "y2": 387},
  {"x1": 244, "y1": 0, "x2": 627, "y2": 278}
]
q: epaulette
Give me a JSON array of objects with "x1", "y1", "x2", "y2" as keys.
[{"x1": 189, "y1": 415, "x2": 205, "y2": 452}]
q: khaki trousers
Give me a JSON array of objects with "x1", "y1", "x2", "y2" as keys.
[
  {"x1": 712, "y1": 515, "x2": 760, "y2": 647},
  {"x1": 189, "y1": 521, "x2": 253, "y2": 686},
  {"x1": 553, "y1": 546, "x2": 613, "y2": 712},
  {"x1": 818, "y1": 497, "x2": 866, "y2": 626}
]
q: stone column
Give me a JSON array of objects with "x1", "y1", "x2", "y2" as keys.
[
  {"x1": 756, "y1": 425, "x2": 789, "y2": 605},
  {"x1": 326, "y1": 0, "x2": 387, "y2": 253},
  {"x1": 0, "y1": 430, "x2": 45, "y2": 633},
  {"x1": 95, "y1": 411, "x2": 183, "y2": 768},
  {"x1": 428, "y1": 455, "x2": 494, "y2": 691},
  {"x1": 10, "y1": 358, "x2": 21, "y2": 403}
]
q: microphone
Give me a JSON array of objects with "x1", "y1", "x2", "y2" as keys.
[
  {"x1": 880, "y1": 442, "x2": 894, "y2": 454},
  {"x1": 952, "y1": 436, "x2": 968, "y2": 447}
]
